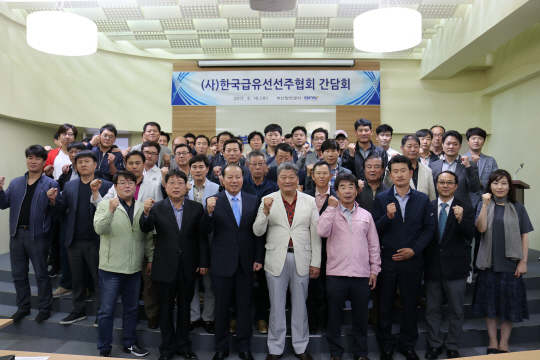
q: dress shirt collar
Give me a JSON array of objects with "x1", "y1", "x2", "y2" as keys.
[
  {"x1": 315, "y1": 186, "x2": 330, "y2": 197},
  {"x1": 339, "y1": 203, "x2": 356, "y2": 214},
  {"x1": 438, "y1": 197, "x2": 454, "y2": 208},
  {"x1": 193, "y1": 178, "x2": 207, "y2": 190},
  {"x1": 394, "y1": 187, "x2": 411, "y2": 199},
  {"x1": 225, "y1": 190, "x2": 242, "y2": 202},
  {"x1": 169, "y1": 198, "x2": 184, "y2": 211}
]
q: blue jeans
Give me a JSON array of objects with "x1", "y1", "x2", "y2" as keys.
[{"x1": 97, "y1": 269, "x2": 141, "y2": 352}]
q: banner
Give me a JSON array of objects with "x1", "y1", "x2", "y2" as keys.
[{"x1": 171, "y1": 70, "x2": 380, "y2": 106}]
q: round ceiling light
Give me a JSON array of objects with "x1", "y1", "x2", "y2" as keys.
[
  {"x1": 27, "y1": 10, "x2": 97, "y2": 56},
  {"x1": 354, "y1": 7, "x2": 422, "y2": 53}
]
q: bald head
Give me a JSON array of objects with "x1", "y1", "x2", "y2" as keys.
[{"x1": 172, "y1": 136, "x2": 187, "y2": 149}]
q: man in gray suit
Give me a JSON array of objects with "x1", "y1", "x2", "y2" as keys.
[
  {"x1": 186, "y1": 155, "x2": 220, "y2": 334},
  {"x1": 464, "y1": 127, "x2": 498, "y2": 210},
  {"x1": 429, "y1": 131, "x2": 480, "y2": 210},
  {"x1": 131, "y1": 122, "x2": 172, "y2": 168}
]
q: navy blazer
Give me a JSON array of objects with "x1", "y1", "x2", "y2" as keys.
[
  {"x1": 372, "y1": 186, "x2": 435, "y2": 261},
  {"x1": 200, "y1": 190, "x2": 265, "y2": 277},
  {"x1": 56, "y1": 178, "x2": 113, "y2": 248},
  {"x1": 424, "y1": 198, "x2": 476, "y2": 280}
]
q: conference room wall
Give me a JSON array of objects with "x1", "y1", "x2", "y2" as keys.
[{"x1": 0, "y1": 15, "x2": 172, "y2": 134}]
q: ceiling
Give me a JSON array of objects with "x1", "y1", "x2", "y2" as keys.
[{"x1": 2, "y1": 0, "x2": 475, "y2": 60}]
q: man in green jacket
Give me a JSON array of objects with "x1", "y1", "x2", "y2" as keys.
[{"x1": 93, "y1": 170, "x2": 154, "y2": 358}]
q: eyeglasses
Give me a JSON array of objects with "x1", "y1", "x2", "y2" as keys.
[
  {"x1": 117, "y1": 181, "x2": 136, "y2": 186},
  {"x1": 68, "y1": 150, "x2": 80, "y2": 155},
  {"x1": 437, "y1": 181, "x2": 456, "y2": 186},
  {"x1": 167, "y1": 182, "x2": 185, "y2": 187},
  {"x1": 102, "y1": 135, "x2": 115, "y2": 140},
  {"x1": 175, "y1": 152, "x2": 190, "y2": 156},
  {"x1": 433, "y1": 134, "x2": 443, "y2": 138},
  {"x1": 143, "y1": 151, "x2": 159, "y2": 156},
  {"x1": 250, "y1": 162, "x2": 266, "y2": 167}
]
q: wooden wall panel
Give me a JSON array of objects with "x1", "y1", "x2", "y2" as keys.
[
  {"x1": 336, "y1": 105, "x2": 381, "y2": 143},
  {"x1": 172, "y1": 106, "x2": 216, "y2": 141}
]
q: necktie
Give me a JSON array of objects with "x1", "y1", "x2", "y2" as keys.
[
  {"x1": 232, "y1": 197, "x2": 241, "y2": 226},
  {"x1": 438, "y1": 203, "x2": 448, "y2": 244}
]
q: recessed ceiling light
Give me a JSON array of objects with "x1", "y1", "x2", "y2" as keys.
[
  {"x1": 296, "y1": 17, "x2": 330, "y2": 29},
  {"x1": 102, "y1": 7, "x2": 144, "y2": 20},
  {"x1": 160, "y1": 18, "x2": 195, "y2": 31},
  {"x1": 232, "y1": 38, "x2": 262, "y2": 47},
  {"x1": 95, "y1": 20, "x2": 130, "y2": 32},
  {"x1": 228, "y1": 17, "x2": 261, "y2": 30},
  {"x1": 180, "y1": 5, "x2": 220, "y2": 18},
  {"x1": 170, "y1": 39, "x2": 201, "y2": 48}
]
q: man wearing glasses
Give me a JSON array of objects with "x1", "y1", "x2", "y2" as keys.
[
  {"x1": 169, "y1": 144, "x2": 193, "y2": 181},
  {"x1": 429, "y1": 125, "x2": 446, "y2": 159},
  {"x1": 142, "y1": 141, "x2": 162, "y2": 185}
]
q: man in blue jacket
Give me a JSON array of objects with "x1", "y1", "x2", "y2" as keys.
[
  {"x1": 0, "y1": 145, "x2": 59, "y2": 323},
  {"x1": 372, "y1": 155, "x2": 435, "y2": 360}
]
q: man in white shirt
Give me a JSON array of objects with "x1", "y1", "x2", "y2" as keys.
[
  {"x1": 376, "y1": 124, "x2": 400, "y2": 158},
  {"x1": 141, "y1": 141, "x2": 162, "y2": 185}
]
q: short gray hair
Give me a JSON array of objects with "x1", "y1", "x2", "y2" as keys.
[
  {"x1": 246, "y1": 149, "x2": 266, "y2": 164},
  {"x1": 276, "y1": 162, "x2": 299, "y2": 178}
]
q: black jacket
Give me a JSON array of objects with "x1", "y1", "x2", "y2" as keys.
[
  {"x1": 342, "y1": 141, "x2": 388, "y2": 181},
  {"x1": 423, "y1": 198, "x2": 476, "y2": 280},
  {"x1": 139, "y1": 198, "x2": 208, "y2": 283},
  {"x1": 200, "y1": 191, "x2": 265, "y2": 277}
]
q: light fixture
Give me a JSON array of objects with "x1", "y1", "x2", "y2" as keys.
[
  {"x1": 198, "y1": 60, "x2": 355, "y2": 68},
  {"x1": 353, "y1": 1, "x2": 421, "y2": 53},
  {"x1": 27, "y1": 4, "x2": 97, "y2": 56}
]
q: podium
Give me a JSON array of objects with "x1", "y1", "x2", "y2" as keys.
[{"x1": 512, "y1": 180, "x2": 530, "y2": 204}]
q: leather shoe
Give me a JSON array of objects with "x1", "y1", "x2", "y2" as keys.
[
  {"x1": 330, "y1": 357, "x2": 342, "y2": 360},
  {"x1": 380, "y1": 350, "x2": 393, "y2": 360},
  {"x1": 11, "y1": 310, "x2": 31, "y2": 322},
  {"x1": 148, "y1": 317, "x2": 159, "y2": 329},
  {"x1": 266, "y1": 355, "x2": 283, "y2": 360},
  {"x1": 238, "y1": 352, "x2": 254, "y2": 360},
  {"x1": 424, "y1": 347, "x2": 442, "y2": 359},
  {"x1": 256, "y1": 320, "x2": 268, "y2": 334},
  {"x1": 295, "y1": 351, "x2": 313, "y2": 360},
  {"x1": 100, "y1": 350, "x2": 111, "y2": 357},
  {"x1": 447, "y1": 349, "x2": 460, "y2": 358},
  {"x1": 213, "y1": 350, "x2": 229, "y2": 360},
  {"x1": 204, "y1": 321, "x2": 215, "y2": 334},
  {"x1": 190, "y1": 319, "x2": 202, "y2": 331},
  {"x1": 177, "y1": 351, "x2": 198, "y2": 360},
  {"x1": 399, "y1": 349, "x2": 419, "y2": 360},
  {"x1": 230, "y1": 319, "x2": 237, "y2": 333},
  {"x1": 486, "y1": 348, "x2": 498, "y2": 355}
]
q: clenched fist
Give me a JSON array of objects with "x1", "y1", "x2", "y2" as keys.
[
  {"x1": 111, "y1": 147, "x2": 122, "y2": 153},
  {"x1": 47, "y1": 188, "x2": 58, "y2": 205},
  {"x1": 327, "y1": 196, "x2": 339, "y2": 208},
  {"x1": 387, "y1": 202, "x2": 397, "y2": 219},
  {"x1": 301, "y1": 143, "x2": 310, "y2": 156},
  {"x1": 62, "y1": 164, "x2": 70, "y2": 175},
  {"x1": 161, "y1": 166, "x2": 169, "y2": 178},
  {"x1": 107, "y1": 153, "x2": 116, "y2": 164},
  {"x1": 461, "y1": 155, "x2": 471, "y2": 168},
  {"x1": 109, "y1": 198, "x2": 120, "y2": 213},
  {"x1": 90, "y1": 179, "x2": 102, "y2": 192},
  {"x1": 471, "y1": 154, "x2": 480, "y2": 164},
  {"x1": 144, "y1": 198, "x2": 155, "y2": 216},
  {"x1": 44, "y1": 146, "x2": 52, "y2": 152},
  {"x1": 347, "y1": 143, "x2": 356, "y2": 158},
  {"x1": 210, "y1": 145, "x2": 218, "y2": 156},
  {"x1": 482, "y1": 193, "x2": 492, "y2": 206},
  {"x1": 43, "y1": 165, "x2": 54, "y2": 177},
  {"x1": 0, "y1": 176, "x2": 5, "y2": 191},
  {"x1": 358, "y1": 180, "x2": 364, "y2": 193},
  {"x1": 306, "y1": 164, "x2": 314, "y2": 176},
  {"x1": 185, "y1": 182, "x2": 192, "y2": 196},
  {"x1": 213, "y1": 166, "x2": 222, "y2": 178},
  {"x1": 90, "y1": 134, "x2": 101, "y2": 146},
  {"x1": 207, "y1": 197, "x2": 217, "y2": 215},
  {"x1": 163, "y1": 153, "x2": 171, "y2": 166},
  {"x1": 263, "y1": 197, "x2": 274, "y2": 216},
  {"x1": 453, "y1": 205, "x2": 463, "y2": 223}
]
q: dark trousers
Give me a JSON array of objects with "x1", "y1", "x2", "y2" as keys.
[
  {"x1": 212, "y1": 260, "x2": 253, "y2": 352},
  {"x1": 48, "y1": 220, "x2": 61, "y2": 269},
  {"x1": 254, "y1": 267, "x2": 270, "y2": 322},
  {"x1": 67, "y1": 241, "x2": 100, "y2": 313},
  {"x1": 307, "y1": 238, "x2": 327, "y2": 328},
  {"x1": 142, "y1": 256, "x2": 159, "y2": 319},
  {"x1": 154, "y1": 261, "x2": 195, "y2": 357},
  {"x1": 10, "y1": 229, "x2": 52, "y2": 312},
  {"x1": 377, "y1": 257, "x2": 423, "y2": 352},
  {"x1": 326, "y1": 276, "x2": 371, "y2": 358},
  {"x1": 59, "y1": 219, "x2": 72, "y2": 289},
  {"x1": 98, "y1": 270, "x2": 141, "y2": 352}
]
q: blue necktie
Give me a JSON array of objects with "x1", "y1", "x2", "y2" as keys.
[
  {"x1": 438, "y1": 203, "x2": 448, "y2": 244},
  {"x1": 232, "y1": 197, "x2": 241, "y2": 226}
]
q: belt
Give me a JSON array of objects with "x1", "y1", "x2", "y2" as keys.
[
  {"x1": 287, "y1": 247, "x2": 294, "y2": 253},
  {"x1": 18, "y1": 225, "x2": 30, "y2": 230}
]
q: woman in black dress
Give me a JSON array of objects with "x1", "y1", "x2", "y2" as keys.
[{"x1": 472, "y1": 169, "x2": 533, "y2": 354}]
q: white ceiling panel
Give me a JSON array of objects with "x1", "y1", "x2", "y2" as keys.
[
  {"x1": 262, "y1": 38, "x2": 295, "y2": 47},
  {"x1": 127, "y1": 19, "x2": 162, "y2": 32},
  {"x1": 141, "y1": 5, "x2": 182, "y2": 19},
  {"x1": 298, "y1": 4, "x2": 338, "y2": 18},
  {"x1": 261, "y1": 18, "x2": 296, "y2": 29},
  {"x1": 192, "y1": 18, "x2": 228, "y2": 30},
  {"x1": 200, "y1": 38, "x2": 233, "y2": 47},
  {"x1": 219, "y1": 4, "x2": 259, "y2": 17}
]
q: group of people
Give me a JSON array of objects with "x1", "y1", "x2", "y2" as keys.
[{"x1": 0, "y1": 118, "x2": 533, "y2": 360}]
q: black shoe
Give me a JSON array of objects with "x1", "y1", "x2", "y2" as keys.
[
  {"x1": 447, "y1": 349, "x2": 460, "y2": 358},
  {"x1": 35, "y1": 311, "x2": 51, "y2": 323},
  {"x1": 204, "y1": 320, "x2": 215, "y2": 334},
  {"x1": 190, "y1": 319, "x2": 202, "y2": 331},
  {"x1": 295, "y1": 351, "x2": 313, "y2": 360},
  {"x1": 309, "y1": 323, "x2": 318, "y2": 335},
  {"x1": 48, "y1": 266, "x2": 60, "y2": 278},
  {"x1": 380, "y1": 350, "x2": 393, "y2": 360},
  {"x1": 266, "y1": 355, "x2": 283, "y2": 360},
  {"x1": 212, "y1": 350, "x2": 229, "y2": 360},
  {"x1": 399, "y1": 350, "x2": 419, "y2": 360},
  {"x1": 123, "y1": 342, "x2": 149, "y2": 357},
  {"x1": 100, "y1": 350, "x2": 112, "y2": 357},
  {"x1": 60, "y1": 311, "x2": 86, "y2": 325},
  {"x1": 424, "y1": 347, "x2": 442, "y2": 359},
  {"x1": 238, "y1": 352, "x2": 254, "y2": 360},
  {"x1": 486, "y1": 348, "x2": 498, "y2": 355},
  {"x1": 148, "y1": 317, "x2": 159, "y2": 329},
  {"x1": 11, "y1": 310, "x2": 30, "y2": 322},
  {"x1": 177, "y1": 351, "x2": 197, "y2": 360}
]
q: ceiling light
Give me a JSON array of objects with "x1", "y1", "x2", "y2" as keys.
[
  {"x1": 27, "y1": 10, "x2": 97, "y2": 56},
  {"x1": 353, "y1": 4, "x2": 421, "y2": 53}
]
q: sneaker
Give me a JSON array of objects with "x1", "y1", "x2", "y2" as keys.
[
  {"x1": 94, "y1": 317, "x2": 99, "y2": 327},
  {"x1": 48, "y1": 266, "x2": 60, "y2": 278},
  {"x1": 100, "y1": 350, "x2": 112, "y2": 357},
  {"x1": 35, "y1": 311, "x2": 51, "y2": 323},
  {"x1": 123, "y1": 342, "x2": 149, "y2": 357},
  {"x1": 60, "y1": 311, "x2": 87, "y2": 325},
  {"x1": 53, "y1": 287, "x2": 72, "y2": 298}
]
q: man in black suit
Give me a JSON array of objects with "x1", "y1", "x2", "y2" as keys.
[
  {"x1": 303, "y1": 160, "x2": 337, "y2": 334},
  {"x1": 267, "y1": 143, "x2": 307, "y2": 187},
  {"x1": 208, "y1": 138, "x2": 250, "y2": 185},
  {"x1": 200, "y1": 163, "x2": 264, "y2": 360},
  {"x1": 423, "y1": 171, "x2": 476, "y2": 359},
  {"x1": 140, "y1": 169, "x2": 209, "y2": 360}
]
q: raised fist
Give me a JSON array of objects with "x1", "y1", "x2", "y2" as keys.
[
  {"x1": 186, "y1": 182, "x2": 192, "y2": 196},
  {"x1": 213, "y1": 166, "x2": 222, "y2": 178},
  {"x1": 111, "y1": 147, "x2": 122, "y2": 153},
  {"x1": 210, "y1": 145, "x2": 218, "y2": 156},
  {"x1": 302, "y1": 143, "x2": 310, "y2": 156},
  {"x1": 461, "y1": 155, "x2": 471, "y2": 168},
  {"x1": 0, "y1": 176, "x2": 5, "y2": 191},
  {"x1": 44, "y1": 146, "x2": 52, "y2": 152},
  {"x1": 328, "y1": 196, "x2": 339, "y2": 208},
  {"x1": 297, "y1": 185, "x2": 303, "y2": 192},
  {"x1": 90, "y1": 179, "x2": 102, "y2": 192},
  {"x1": 109, "y1": 198, "x2": 120, "y2": 213},
  {"x1": 62, "y1": 164, "x2": 70, "y2": 175},
  {"x1": 90, "y1": 135, "x2": 101, "y2": 146},
  {"x1": 358, "y1": 180, "x2": 365, "y2": 193},
  {"x1": 207, "y1": 197, "x2": 217, "y2": 214},
  {"x1": 163, "y1": 153, "x2": 171, "y2": 166},
  {"x1": 471, "y1": 154, "x2": 480, "y2": 164},
  {"x1": 144, "y1": 198, "x2": 155, "y2": 216},
  {"x1": 347, "y1": 143, "x2": 356, "y2": 158},
  {"x1": 47, "y1": 188, "x2": 58, "y2": 205},
  {"x1": 107, "y1": 153, "x2": 116, "y2": 164},
  {"x1": 43, "y1": 165, "x2": 54, "y2": 177},
  {"x1": 306, "y1": 164, "x2": 314, "y2": 176},
  {"x1": 387, "y1": 202, "x2": 397, "y2": 219},
  {"x1": 482, "y1": 193, "x2": 492, "y2": 206},
  {"x1": 263, "y1": 197, "x2": 274, "y2": 216},
  {"x1": 453, "y1": 205, "x2": 463, "y2": 223},
  {"x1": 161, "y1": 166, "x2": 169, "y2": 178}
]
